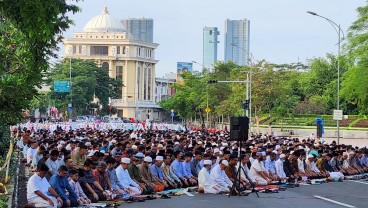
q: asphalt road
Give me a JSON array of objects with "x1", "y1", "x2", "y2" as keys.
[{"x1": 121, "y1": 179, "x2": 368, "y2": 208}]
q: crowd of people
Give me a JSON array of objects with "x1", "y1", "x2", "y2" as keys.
[{"x1": 15, "y1": 125, "x2": 368, "y2": 208}]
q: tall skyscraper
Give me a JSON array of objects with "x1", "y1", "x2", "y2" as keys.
[
  {"x1": 224, "y1": 19, "x2": 250, "y2": 66},
  {"x1": 122, "y1": 18, "x2": 154, "y2": 43},
  {"x1": 203, "y1": 27, "x2": 219, "y2": 71}
]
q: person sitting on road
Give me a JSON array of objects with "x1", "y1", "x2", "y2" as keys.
[
  {"x1": 265, "y1": 152, "x2": 279, "y2": 181},
  {"x1": 27, "y1": 163, "x2": 63, "y2": 208},
  {"x1": 198, "y1": 160, "x2": 221, "y2": 194},
  {"x1": 68, "y1": 169, "x2": 91, "y2": 206},
  {"x1": 138, "y1": 156, "x2": 166, "y2": 192},
  {"x1": 275, "y1": 154, "x2": 288, "y2": 180},
  {"x1": 115, "y1": 157, "x2": 143, "y2": 197},
  {"x1": 209, "y1": 160, "x2": 233, "y2": 193},
  {"x1": 49, "y1": 165, "x2": 79, "y2": 207},
  {"x1": 79, "y1": 159, "x2": 107, "y2": 203},
  {"x1": 182, "y1": 152, "x2": 198, "y2": 186},
  {"x1": 250, "y1": 152, "x2": 271, "y2": 186}
]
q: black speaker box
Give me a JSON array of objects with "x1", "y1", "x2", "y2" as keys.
[{"x1": 230, "y1": 116, "x2": 249, "y2": 141}]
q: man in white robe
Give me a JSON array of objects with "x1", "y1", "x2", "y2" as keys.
[
  {"x1": 209, "y1": 160, "x2": 233, "y2": 192},
  {"x1": 198, "y1": 160, "x2": 220, "y2": 194},
  {"x1": 115, "y1": 158, "x2": 142, "y2": 196}
]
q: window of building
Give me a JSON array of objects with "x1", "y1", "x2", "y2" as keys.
[
  {"x1": 122, "y1": 46, "x2": 126, "y2": 54},
  {"x1": 147, "y1": 67, "x2": 151, "y2": 100},
  {"x1": 78, "y1": 45, "x2": 82, "y2": 54},
  {"x1": 137, "y1": 66, "x2": 141, "y2": 100},
  {"x1": 115, "y1": 66, "x2": 123, "y2": 99},
  {"x1": 90, "y1": 46, "x2": 108, "y2": 55},
  {"x1": 101, "y1": 62, "x2": 109, "y2": 70},
  {"x1": 143, "y1": 68, "x2": 147, "y2": 100},
  {"x1": 72, "y1": 45, "x2": 76, "y2": 54},
  {"x1": 138, "y1": 47, "x2": 141, "y2": 56},
  {"x1": 117, "y1": 46, "x2": 120, "y2": 54},
  {"x1": 210, "y1": 30, "x2": 212, "y2": 35}
]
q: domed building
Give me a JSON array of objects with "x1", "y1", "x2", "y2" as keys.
[{"x1": 63, "y1": 6, "x2": 160, "y2": 120}]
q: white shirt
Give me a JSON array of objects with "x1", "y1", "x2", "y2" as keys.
[
  {"x1": 115, "y1": 165, "x2": 139, "y2": 188},
  {"x1": 27, "y1": 147, "x2": 37, "y2": 164},
  {"x1": 198, "y1": 167, "x2": 212, "y2": 189},
  {"x1": 45, "y1": 158, "x2": 64, "y2": 175},
  {"x1": 298, "y1": 158, "x2": 305, "y2": 172},
  {"x1": 210, "y1": 165, "x2": 232, "y2": 187},
  {"x1": 27, "y1": 173, "x2": 51, "y2": 202},
  {"x1": 236, "y1": 162, "x2": 255, "y2": 183},
  {"x1": 250, "y1": 159, "x2": 265, "y2": 178},
  {"x1": 275, "y1": 159, "x2": 286, "y2": 178}
]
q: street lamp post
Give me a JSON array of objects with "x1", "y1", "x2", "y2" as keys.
[{"x1": 307, "y1": 11, "x2": 345, "y2": 145}]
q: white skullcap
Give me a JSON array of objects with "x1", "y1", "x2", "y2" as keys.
[
  {"x1": 222, "y1": 143, "x2": 228, "y2": 147},
  {"x1": 132, "y1": 145, "x2": 138, "y2": 150},
  {"x1": 349, "y1": 151, "x2": 355, "y2": 155},
  {"x1": 156, "y1": 156, "x2": 163, "y2": 161},
  {"x1": 214, "y1": 148, "x2": 220, "y2": 153},
  {"x1": 121, "y1": 158, "x2": 131, "y2": 164},
  {"x1": 111, "y1": 139, "x2": 117, "y2": 144},
  {"x1": 343, "y1": 152, "x2": 349, "y2": 156},
  {"x1": 158, "y1": 144, "x2": 164, "y2": 148},
  {"x1": 279, "y1": 154, "x2": 286, "y2": 158},
  {"x1": 204, "y1": 160, "x2": 212, "y2": 165},
  {"x1": 212, "y1": 143, "x2": 218, "y2": 146},
  {"x1": 220, "y1": 147, "x2": 225, "y2": 151},
  {"x1": 60, "y1": 140, "x2": 65, "y2": 145},
  {"x1": 272, "y1": 150, "x2": 277, "y2": 154},
  {"x1": 221, "y1": 160, "x2": 229, "y2": 166},
  {"x1": 275, "y1": 145, "x2": 281, "y2": 150},
  {"x1": 299, "y1": 146, "x2": 304, "y2": 150},
  {"x1": 307, "y1": 154, "x2": 314, "y2": 159},
  {"x1": 85, "y1": 142, "x2": 92, "y2": 147},
  {"x1": 198, "y1": 141, "x2": 203, "y2": 145},
  {"x1": 290, "y1": 151, "x2": 294, "y2": 155},
  {"x1": 144, "y1": 156, "x2": 153, "y2": 163},
  {"x1": 249, "y1": 146, "x2": 254, "y2": 149},
  {"x1": 174, "y1": 142, "x2": 179, "y2": 145},
  {"x1": 262, "y1": 152, "x2": 266, "y2": 156}
]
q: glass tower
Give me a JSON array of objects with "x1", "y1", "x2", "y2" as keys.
[
  {"x1": 203, "y1": 27, "x2": 219, "y2": 71},
  {"x1": 224, "y1": 19, "x2": 250, "y2": 66},
  {"x1": 122, "y1": 18, "x2": 154, "y2": 43}
]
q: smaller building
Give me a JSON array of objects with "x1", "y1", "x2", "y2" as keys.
[{"x1": 122, "y1": 17, "x2": 154, "y2": 43}]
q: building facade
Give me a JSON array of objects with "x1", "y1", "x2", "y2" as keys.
[
  {"x1": 122, "y1": 18, "x2": 154, "y2": 43},
  {"x1": 63, "y1": 6, "x2": 160, "y2": 120},
  {"x1": 203, "y1": 27, "x2": 219, "y2": 71},
  {"x1": 224, "y1": 19, "x2": 250, "y2": 66}
]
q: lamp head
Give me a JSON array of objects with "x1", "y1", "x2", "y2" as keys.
[{"x1": 307, "y1": 11, "x2": 318, "y2": 16}]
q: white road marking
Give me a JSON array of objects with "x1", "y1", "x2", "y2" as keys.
[
  {"x1": 314, "y1": 195, "x2": 356, "y2": 208},
  {"x1": 350, "y1": 180, "x2": 368, "y2": 185}
]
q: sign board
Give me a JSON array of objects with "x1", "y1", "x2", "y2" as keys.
[
  {"x1": 205, "y1": 107, "x2": 211, "y2": 113},
  {"x1": 170, "y1": 112, "x2": 175, "y2": 117},
  {"x1": 54, "y1": 81, "x2": 70, "y2": 93},
  {"x1": 333, "y1": 110, "x2": 343, "y2": 121}
]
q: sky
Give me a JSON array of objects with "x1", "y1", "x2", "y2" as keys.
[{"x1": 60, "y1": 0, "x2": 366, "y2": 77}]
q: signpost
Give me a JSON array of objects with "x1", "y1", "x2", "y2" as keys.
[
  {"x1": 171, "y1": 109, "x2": 174, "y2": 124},
  {"x1": 333, "y1": 110, "x2": 343, "y2": 121},
  {"x1": 54, "y1": 81, "x2": 70, "y2": 93},
  {"x1": 205, "y1": 107, "x2": 211, "y2": 113}
]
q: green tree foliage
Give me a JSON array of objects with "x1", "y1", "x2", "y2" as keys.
[
  {"x1": 0, "y1": 0, "x2": 80, "y2": 126},
  {"x1": 342, "y1": 2, "x2": 368, "y2": 114},
  {"x1": 48, "y1": 59, "x2": 122, "y2": 116}
]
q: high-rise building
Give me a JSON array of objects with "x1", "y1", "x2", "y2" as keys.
[
  {"x1": 224, "y1": 19, "x2": 250, "y2": 66},
  {"x1": 203, "y1": 27, "x2": 219, "y2": 71},
  {"x1": 122, "y1": 18, "x2": 153, "y2": 43}
]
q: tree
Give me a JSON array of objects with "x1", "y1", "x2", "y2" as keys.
[
  {"x1": 0, "y1": 0, "x2": 80, "y2": 126},
  {"x1": 48, "y1": 59, "x2": 122, "y2": 116}
]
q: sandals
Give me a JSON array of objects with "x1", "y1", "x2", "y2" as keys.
[
  {"x1": 145, "y1": 195, "x2": 157, "y2": 200},
  {"x1": 161, "y1": 194, "x2": 171, "y2": 199}
]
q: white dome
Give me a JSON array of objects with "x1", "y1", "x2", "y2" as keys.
[{"x1": 83, "y1": 6, "x2": 125, "y2": 33}]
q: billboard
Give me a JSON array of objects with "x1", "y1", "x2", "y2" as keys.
[
  {"x1": 54, "y1": 81, "x2": 70, "y2": 93},
  {"x1": 177, "y1": 62, "x2": 193, "y2": 76}
]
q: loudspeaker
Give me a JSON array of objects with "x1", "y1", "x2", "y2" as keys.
[{"x1": 230, "y1": 116, "x2": 249, "y2": 141}]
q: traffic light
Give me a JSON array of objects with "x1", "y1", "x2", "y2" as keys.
[
  {"x1": 242, "y1": 100, "x2": 250, "y2": 110},
  {"x1": 207, "y1": 80, "x2": 218, "y2": 84}
]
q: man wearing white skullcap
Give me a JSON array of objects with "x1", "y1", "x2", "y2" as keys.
[
  {"x1": 198, "y1": 160, "x2": 221, "y2": 194},
  {"x1": 275, "y1": 154, "x2": 287, "y2": 179},
  {"x1": 209, "y1": 160, "x2": 233, "y2": 193},
  {"x1": 250, "y1": 152, "x2": 271, "y2": 186},
  {"x1": 115, "y1": 158, "x2": 142, "y2": 196},
  {"x1": 139, "y1": 156, "x2": 165, "y2": 192}
]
